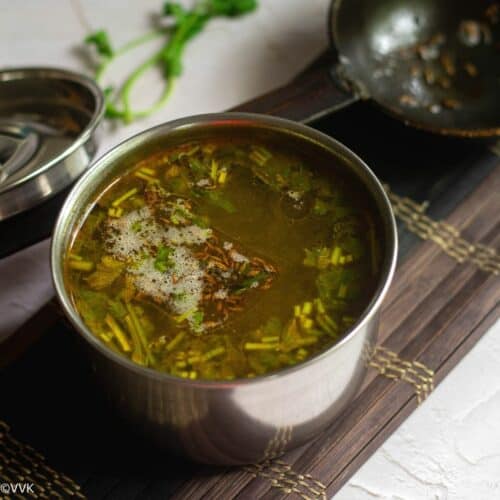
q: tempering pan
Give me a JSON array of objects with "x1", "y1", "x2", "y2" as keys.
[{"x1": 236, "y1": 0, "x2": 500, "y2": 137}]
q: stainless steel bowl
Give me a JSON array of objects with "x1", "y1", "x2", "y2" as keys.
[
  {"x1": 51, "y1": 113, "x2": 397, "y2": 465},
  {"x1": 0, "y1": 67, "x2": 104, "y2": 220}
]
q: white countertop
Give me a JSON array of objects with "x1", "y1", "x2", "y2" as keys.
[{"x1": 1, "y1": 1, "x2": 499, "y2": 498}]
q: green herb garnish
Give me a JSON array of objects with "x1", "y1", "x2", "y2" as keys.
[
  {"x1": 154, "y1": 245, "x2": 175, "y2": 272},
  {"x1": 313, "y1": 198, "x2": 329, "y2": 216},
  {"x1": 85, "y1": 257, "x2": 124, "y2": 289},
  {"x1": 85, "y1": 30, "x2": 114, "y2": 58},
  {"x1": 203, "y1": 190, "x2": 236, "y2": 213},
  {"x1": 191, "y1": 310, "x2": 204, "y2": 329},
  {"x1": 234, "y1": 271, "x2": 268, "y2": 293},
  {"x1": 131, "y1": 221, "x2": 142, "y2": 232},
  {"x1": 108, "y1": 298, "x2": 127, "y2": 319},
  {"x1": 84, "y1": 1, "x2": 258, "y2": 123}
]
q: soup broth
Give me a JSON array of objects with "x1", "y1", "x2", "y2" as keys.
[{"x1": 65, "y1": 138, "x2": 381, "y2": 380}]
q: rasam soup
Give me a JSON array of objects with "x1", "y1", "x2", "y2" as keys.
[{"x1": 64, "y1": 138, "x2": 382, "y2": 380}]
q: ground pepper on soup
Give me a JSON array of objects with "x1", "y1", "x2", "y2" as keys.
[{"x1": 64, "y1": 139, "x2": 381, "y2": 380}]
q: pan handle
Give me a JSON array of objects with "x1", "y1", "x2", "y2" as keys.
[{"x1": 230, "y1": 50, "x2": 359, "y2": 123}]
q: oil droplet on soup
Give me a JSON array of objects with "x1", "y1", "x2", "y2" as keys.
[{"x1": 65, "y1": 140, "x2": 381, "y2": 380}]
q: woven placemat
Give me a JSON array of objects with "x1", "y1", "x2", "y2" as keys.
[{"x1": 1, "y1": 99, "x2": 499, "y2": 499}]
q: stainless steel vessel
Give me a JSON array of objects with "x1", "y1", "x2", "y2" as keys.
[
  {"x1": 51, "y1": 113, "x2": 397, "y2": 465},
  {"x1": 0, "y1": 67, "x2": 104, "y2": 220}
]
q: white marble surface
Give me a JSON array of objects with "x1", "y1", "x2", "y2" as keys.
[
  {"x1": 1, "y1": 1, "x2": 499, "y2": 498},
  {"x1": 336, "y1": 321, "x2": 500, "y2": 500}
]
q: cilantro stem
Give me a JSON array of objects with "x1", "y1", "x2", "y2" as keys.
[
  {"x1": 121, "y1": 48, "x2": 176, "y2": 122},
  {"x1": 95, "y1": 29, "x2": 167, "y2": 82},
  {"x1": 85, "y1": 1, "x2": 258, "y2": 123}
]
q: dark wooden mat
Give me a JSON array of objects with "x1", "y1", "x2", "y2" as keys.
[{"x1": 1, "y1": 95, "x2": 499, "y2": 498}]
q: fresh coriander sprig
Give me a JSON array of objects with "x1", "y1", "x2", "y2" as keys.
[{"x1": 84, "y1": 0, "x2": 258, "y2": 124}]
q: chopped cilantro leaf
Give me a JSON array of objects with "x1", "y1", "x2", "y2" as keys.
[
  {"x1": 154, "y1": 245, "x2": 175, "y2": 272},
  {"x1": 191, "y1": 310, "x2": 204, "y2": 328}
]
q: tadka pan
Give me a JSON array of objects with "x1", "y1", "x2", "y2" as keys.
[{"x1": 235, "y1": 0, "x2": 500, "y2": 137}]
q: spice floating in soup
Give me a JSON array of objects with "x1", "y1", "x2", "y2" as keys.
[{"x1": 65, "y1": 140, "x2": 381, "y2": 380}]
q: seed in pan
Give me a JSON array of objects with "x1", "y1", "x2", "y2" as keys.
[
  {"x1": 463, "y1": 62, "x2": 478, "y2": 77},
  {"x1": 437, "y1": 76, "x2": 452, "y2": 89},
  {"x1": 440, "y1": 53, "x2": 456, "y2": 76},
  {"x1": 399, "y1": 94, "x2": 419, "y2": 108},
  {"x1": 410, "y1": 63, "x2": 422, "y2": 78},
  {"x1": 424, "y1": 67, "x2": 436, "y2": 85},
  {"x1": 442, "y1": 98, "x2": 461, "y2": 110}
]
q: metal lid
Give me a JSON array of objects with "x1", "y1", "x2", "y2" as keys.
[{"x1": 0, "y1": 67, "x2": 104, "y2": 221}]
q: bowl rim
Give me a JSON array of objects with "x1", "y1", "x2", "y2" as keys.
[{"x1": 51, "y1": 112, "x2": 398, "y2": 389}]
